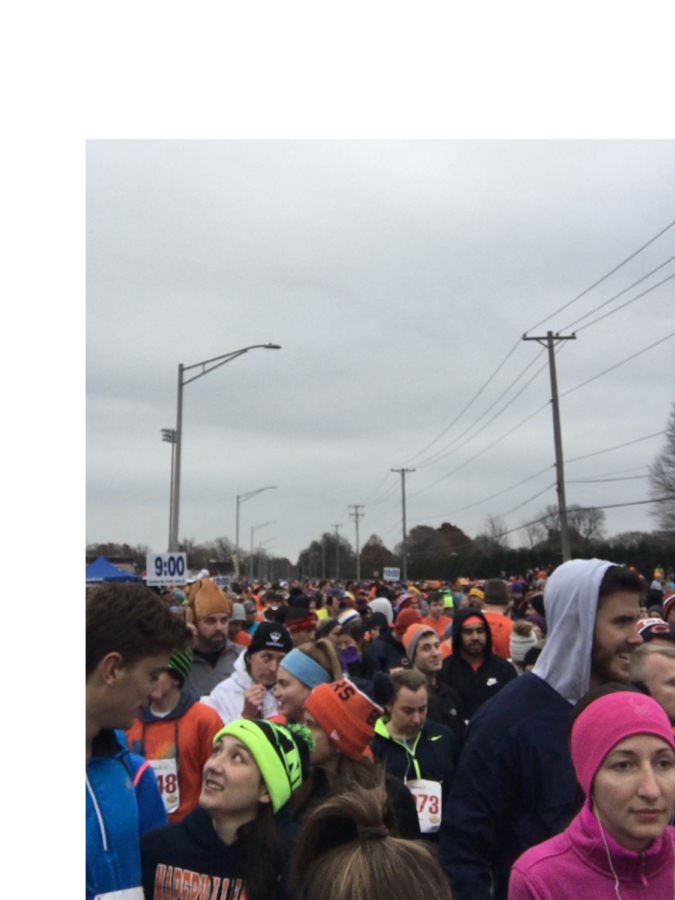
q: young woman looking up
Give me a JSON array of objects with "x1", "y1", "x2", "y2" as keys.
[{"x1": 140, "y1": 718, "x2": 312, "y2": 900}]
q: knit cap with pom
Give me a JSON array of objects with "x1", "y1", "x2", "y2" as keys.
[{"x1": 510, "y1": 620, "x2": 537, "y2": 664}]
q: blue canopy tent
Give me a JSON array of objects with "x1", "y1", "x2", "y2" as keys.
[{"x1": 86, "y1": 556, "x2": 139, "y2": 582}]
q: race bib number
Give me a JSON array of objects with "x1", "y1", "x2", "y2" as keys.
[
  {"x1": 149, "y1": 758, "x2": 180, "y2": 814},
  {"x1": 407, "y1": 778, "x2": 442, "y2": 833},
  {"x1": 95, "y1": 889, "x2": 144, "y2": 900}
]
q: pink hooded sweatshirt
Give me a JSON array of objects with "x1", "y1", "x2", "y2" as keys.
[
  {"x1": 509, "y1": 802, "x2": 675, "y2": 899},
  {"x1": 510, "y1": 691, "x2": 675, "y2": 899}
]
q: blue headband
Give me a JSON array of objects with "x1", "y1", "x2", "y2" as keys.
[{"x1": 280, "y1": 649, "x2": 332, "y2": 689}]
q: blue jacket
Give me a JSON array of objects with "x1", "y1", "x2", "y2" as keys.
[
  {"x1": 115, "y1": 730, "x2": 168, "y2": 837},
  {"x1": 439, "y1": 673, "x2": 576, "y2": 900},
  {"x1": 86, "y1": 729, "x2": 143, "y2": 900}
]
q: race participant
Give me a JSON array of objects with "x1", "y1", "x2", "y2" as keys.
[
  {"x1": 404, "y1": 625, "x2": 464, "y2": 739},
  {"x1": 663, "y1": 590, "x2": 675, "y2": 626},
  {"x1": 228, "y1": 602, "x2": 252, "y2": 647},
  {"x1": 509, "y1": 621, "x2": 538, "y2": 676},
  {"x1": 440, "y1": 607, "x2": 517, "y2": 722},
  {"x1": 183, "y1": 578, "x2": 244, "y2": 697},
  {"x1": 293, "y1": 677, "x2": 421, "y2": 839},
  {"x1": 243, "y1": 600, "x2": 261, "y2": 638},
  {"x1": 86, "y1": 582, "x2": 189, "y2": 900},
  {"x1": 371, "y1": 669, "x2": 461, "y2": 840},
  {"x1": 316, "y1": 617, "x2": 341, "y2": 645},
  {"x1": 126, "y1": 649, "x2": 224, "y2": 822},
  {"x1": 272, "y1": 640, "x2": 342, "y2": 724},
  {"x1": 336, "y1": 618, "x2": 381, "y2": 679},
  {"x1": 370, "y1": 608, "x2": 422, "y2": 673},
  {"x1": 140, "y1": 719, "x2": 311, "y2": 900},
  {"x1": 365, "y1": 611, "x2": 389, "y2": 643},
  {"x1": 421, "y1": 591, "x2": 453, "y2": 639},
  {"x1": 205, "y1": 623, "x2": 292, "y2": 724},
  {"x1": 630, "y1": 644, "x2": 675, "y2": 724},
  {"x1": 284, "y1": 607, "x2": 318, "y2": 647},
  {"x1": 481, "y1": 579, "x2": 514, "y2": 658},
  {"x1": 509, "y1": 688, "x2": 675, "y2": 899},
  {"x1": 293, "y1": 784, "x2": 452, "y2": 900},
  {"x1": 441, "y1": 560, "x2": 645, "y2": 900}
]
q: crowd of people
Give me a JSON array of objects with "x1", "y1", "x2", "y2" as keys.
[{"x1": 86, "y1": 561, "x2": 675, "y2": 899}]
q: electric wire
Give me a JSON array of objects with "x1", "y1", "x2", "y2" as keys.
[
  {"x1": 524, "y1": 216, "x2": 675, "y2": 333},
  {"x1": 561, "y1": 257, "x2": 675, "y2": 332},
  {"x1": 574, "y1": 271, "x2": 675, "y2": 333},
  {"x1": 559, "y1": 332, "x2": 675, "y2": 399},
  {"x1": 566, "y1": 431, "x2": 666, "y2": 464},
  {"x1": 413, "y1": 348, "x2": 547, "y2": 470},
  {"x1": 567, "y1": 475, "x2": 649, "y2": 483}
]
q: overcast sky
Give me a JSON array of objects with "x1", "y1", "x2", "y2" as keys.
[{"x1": 87, "y1": 140, "x2": 675, "y2": 563}]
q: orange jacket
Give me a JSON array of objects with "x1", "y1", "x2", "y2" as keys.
[
  {"x1": 126, "y1": 696, "x2": 223, "y2": 823},
  {"x1": 482, "y1": 610, "x2": 513, "y2": 659}
]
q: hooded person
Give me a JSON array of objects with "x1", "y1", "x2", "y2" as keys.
[
  {"x1": 439, "y1": 607, "x2": 518, "y2": 722},
  {"x1": 440, "y1": 559, "x2": 645, "y2": 900},
  {"x1": 368, "y1": 597, "x2": 394, "y2": 626},
  {"x1": 509, "y1": 689, "x2": 675, "y2": 900},
  {"x1": 370, "y1": 608, "x2": 422, "y2": 673},
  {"x1": 183, "y1": 578, "x2": 244, "y2": 698},
  {"x1": 140, "y1": 718, "x2": 312, "y2": 900},
  {"x1": 126, "y1": 649, "x2": 225, "y2": 822},
  {"x1": 204, "y1": 623, "x2": 293, "y2": 725}
]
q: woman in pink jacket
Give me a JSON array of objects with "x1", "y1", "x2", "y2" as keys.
[{"x1": 509, "y1": 688, "x2": 675, "y2": 899}]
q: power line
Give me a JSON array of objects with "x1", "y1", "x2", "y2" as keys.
[
  {"x1": 525, "y1": 216, "x2": 675, "y2": 333},
  {"x1": 359, "y1": 471, "x2": 393, "y2": 505},
  {"x1": 424, "y1": 464, "x2": 555, "y2": 520},
  {"x1": 567, "y1": 475, "x2": 649, "y2": 483},
  {"x1": 414, "y1": 348, "x2": 547, "y2": 470},
  {"x1": 399, "y1": 339, "x2": 521, "y2": 465},
  {"x1": 561, "y1": 256, "x2": 675, "y2": 332},
  {"x1": 566, "y1": 431, "x2": 666, "y2": 464},
  {"x1": 560, "y1": 332, "x2": 675, "y2": 399},
  {"x1": 574, "y1": 271, "x2": 675, "y2": 333}
]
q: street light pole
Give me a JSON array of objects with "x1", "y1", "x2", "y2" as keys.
[
  {"x1": 235, "y1": 486, "x2": 277, "y2": 580},
  {"x1": 169, "y1": 343, "x2": 281, "y2": 551},
  {"x1": 249, "y1": 521, "x2": 275, "y2": 581},
  {"x1": 161, "y1": 428, "x2": 177, "y2": 551},
  {"x1": 349, "y1": 504, "x2": 364, "y2": 582}
]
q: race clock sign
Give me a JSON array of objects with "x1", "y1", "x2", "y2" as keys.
[{"x1": 146, "y1": 552, "x2": 188, "y2": 586}]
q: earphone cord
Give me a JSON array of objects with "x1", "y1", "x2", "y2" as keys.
[{"x1": 593, "y1": 798, "x2": 622, "y2": 900}]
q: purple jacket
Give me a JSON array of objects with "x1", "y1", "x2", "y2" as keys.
[{"x1": 509, "y1": 802, "x2": 675, "y2": 900}]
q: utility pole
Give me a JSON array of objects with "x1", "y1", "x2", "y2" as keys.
[
  {"x1": 321, "y1": 535, "x2": 326, "y2": 579},
  {"x1": 349, "y1": 505, "x2": 364, "y2": 582},
  {"x1": 331, "y1": 524, "x2": 342, "y2": 581},
  {"x1": 391, "y1": 468, "x2": 415, "y2": 581},
  {"x1": 523, "y1": 330, "x2": 576, "y2": 562}
]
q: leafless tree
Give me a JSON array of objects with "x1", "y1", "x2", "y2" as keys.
[{"x1": 650, "y1": 404, "x2": 675, "y2": 532}]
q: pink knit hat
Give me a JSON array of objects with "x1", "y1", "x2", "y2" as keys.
[{"x1": 570, "y1": 691, "x2": 675, "y2": 796}]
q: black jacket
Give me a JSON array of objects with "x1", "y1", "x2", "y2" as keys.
[
  {"x1": 371, "y1": 717, "x2": 461, "y2": 806},
  {"x1": 425, "y1": 678, "x2": 465, "y2": 742},
  {"x1": 440, "y1": 607, "x2": 517, "y2": 721},
  {"x1": 369, "y1": 628, "x2": 410, "y2": 673},
  {"x1": 140, "y1": 803, "x2": 298, "y2": 900}
]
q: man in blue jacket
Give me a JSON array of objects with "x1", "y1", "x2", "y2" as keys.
[
  {"x1": 439, "y1": 559, "x2": 644, "y2": 900},
  {"x1": 86, "y1": 582, "x2": 190, "y2": 900}
]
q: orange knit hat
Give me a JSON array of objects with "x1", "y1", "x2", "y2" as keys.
[
  {"x1": 185, "y1": 578, "x2": 233, "y2": 625},
  {"x1": 304, "y1": 679, "x2": 383, "y2": 761}
]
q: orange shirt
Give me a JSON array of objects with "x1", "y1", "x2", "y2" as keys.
[
  {"x1": 126, "y1": 700, "x2": 223, "y2": 823},
  {"x1": 421, "y1": 615, "x2": 453, "y2": 639},
  {"x1": 482, "y1": 610, "x2": 513, "y2": 659},
  {"x1": 441, "y1": 640, "x2": 453, "y2": 659},
  {"x1": 232, "y1": 630, "x2": 252, "y2": 647}
]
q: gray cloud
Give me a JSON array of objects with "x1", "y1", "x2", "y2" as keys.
[{"x1": 87, "y1": 140, "x2": 675, "y2": 561}]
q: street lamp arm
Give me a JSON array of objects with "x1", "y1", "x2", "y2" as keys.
[
  {"x1": 239, "y1": 486, "x2": 277, "y2": 504},
  {"x1": 181, "y1": 344, "x2": 282, "y2": 385}
]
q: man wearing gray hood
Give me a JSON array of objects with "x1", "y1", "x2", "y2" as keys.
[{"x1": 439, "y1": 559, "x2": 644, "y2": 900}]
